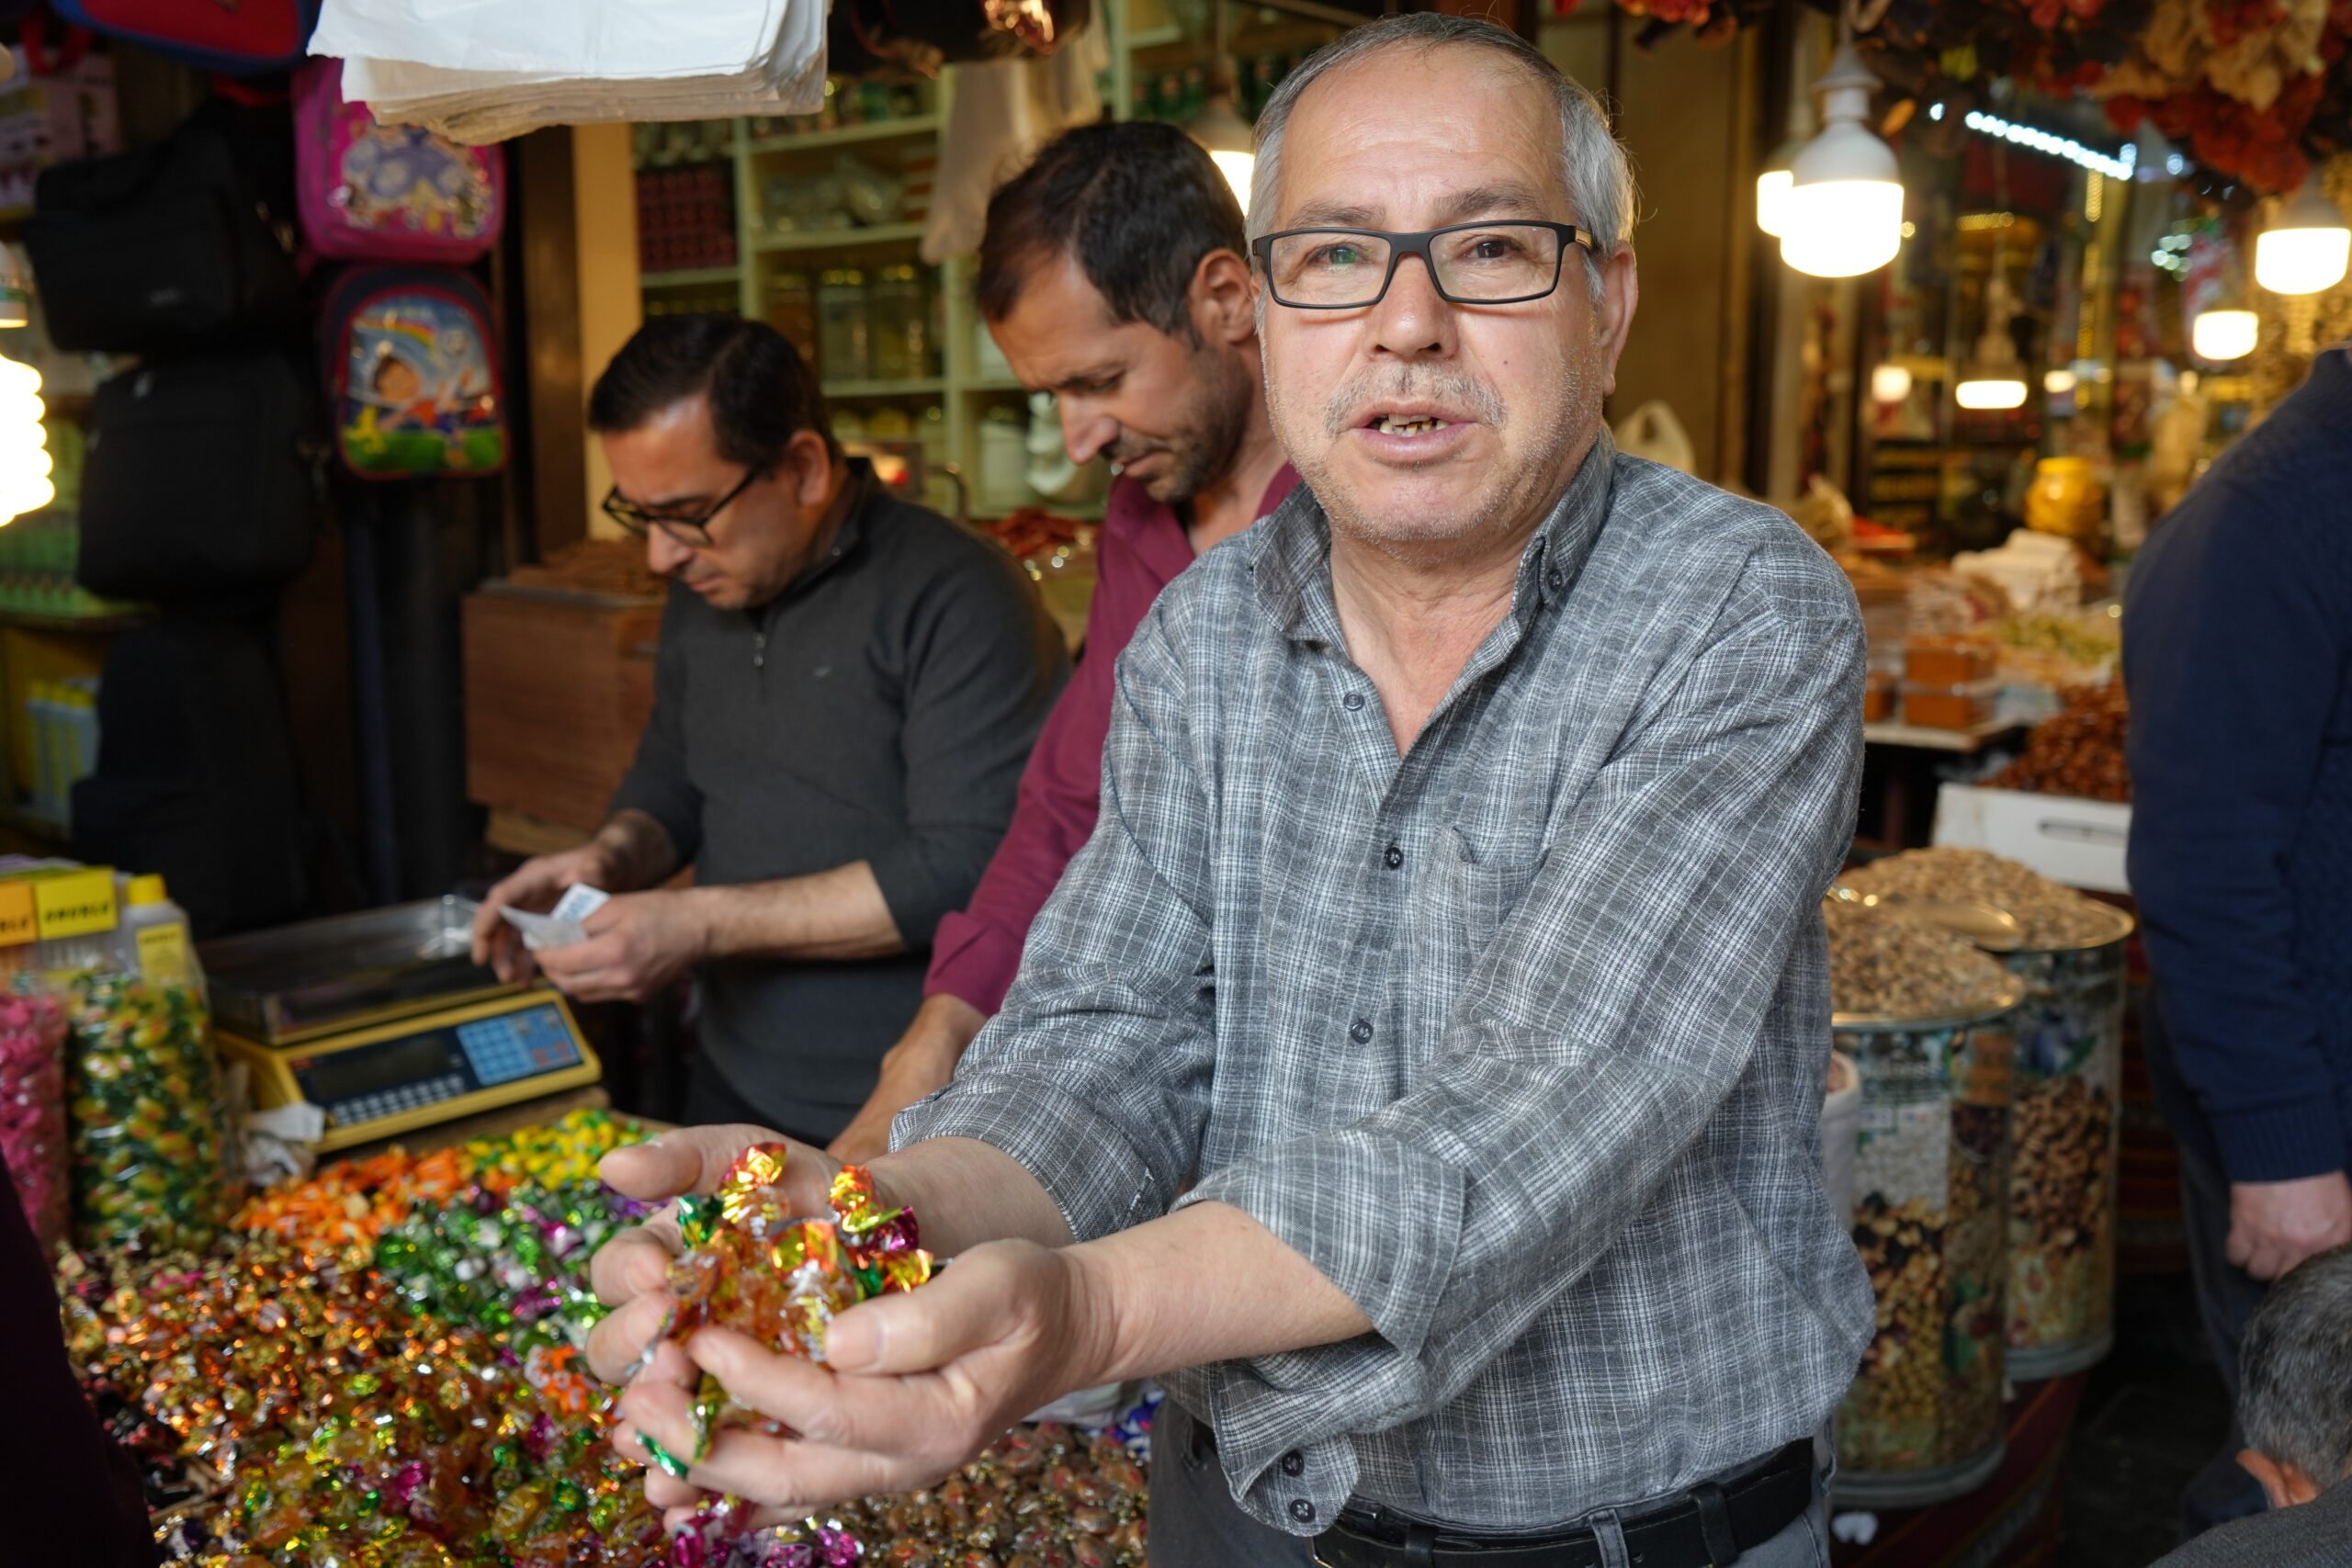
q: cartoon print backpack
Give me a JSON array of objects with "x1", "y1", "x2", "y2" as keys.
[
  {"x1": 296, "y1": 61, "x2": 503, "y2": 263},
  {"x1": 321, "y1": 267, "x2": 507, "y2": 479},
  {"x1": 48, "y1": 0, "x2": 319, "y2": 73}
]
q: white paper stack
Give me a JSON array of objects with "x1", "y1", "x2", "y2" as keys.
[{"x1": 313, "y1": 0, "x2": 828, "y2": 144}]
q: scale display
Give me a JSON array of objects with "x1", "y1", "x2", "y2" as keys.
[{"x1": 275, "y1": 996, "x2": 593, "y2": 1139}]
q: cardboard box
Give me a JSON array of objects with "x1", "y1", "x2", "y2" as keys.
[
  {"x1": 462, "y1": 584, "x2": 660, "y2": 834},
  {"x1": 1932, "y1": 783, "x2": 2132, "y2": 895}
]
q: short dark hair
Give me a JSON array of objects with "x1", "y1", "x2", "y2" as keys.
[
  {"x1": 974, "y1": 119, "x2": 1246, "y2": 338},
  {"x1": 587, "y1": 314, "x2": 835, "y2": 467},
  {"x1": 2241, "y1": 1243, "x2": 2352, "y2": 1485}
]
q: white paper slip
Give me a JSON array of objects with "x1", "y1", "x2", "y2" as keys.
[
  {"x1": 550, "y1": 884, "x2": 611, "y2": 923},
  {"x1": 500, "y1": 886, "x2": 610, "y2": 952}
]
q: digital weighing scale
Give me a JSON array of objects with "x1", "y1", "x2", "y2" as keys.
[{"x1": 201, "y1": 897, "x2": 602, "y2": 1153}]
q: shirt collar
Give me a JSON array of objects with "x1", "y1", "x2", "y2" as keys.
[
  {"x1": 1250, "y1": 427, "x2": 1618, "y2": 643},
  {"x1": 761, "y1": 457, "x2": 878, "y2": 610}
]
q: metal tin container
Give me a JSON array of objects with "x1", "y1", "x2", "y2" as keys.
[
  {"x1": 1999, "y1": 901, "x2": 2135, "y2": 1380},
  {"x1": 1832, "y1": 983, "x2": 2019, "y2": 1509},
  {"x1": 199, "y1": 897, "x2": 496, "y2": 1044}
]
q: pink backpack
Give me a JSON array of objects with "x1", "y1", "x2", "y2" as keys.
[{"x1": 295, "y1": 60, "x2": 503, "y2": 264}]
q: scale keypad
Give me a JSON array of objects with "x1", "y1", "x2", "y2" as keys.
[{"x1": 330, "y1": 1073, "x2": 469, "y2": 1129}]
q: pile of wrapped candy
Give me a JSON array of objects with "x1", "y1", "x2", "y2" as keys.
[{"x1": 62, "y1": 1118, "x2": 1155, "y2": 1566}]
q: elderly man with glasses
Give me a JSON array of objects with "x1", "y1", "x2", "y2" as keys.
[
  {"x1": 470, "y1": 314, "x2": 1065, "y2": 1146},
  {"x1": 588, "y1": 16, "x2": 1871, "y2": 1566}
]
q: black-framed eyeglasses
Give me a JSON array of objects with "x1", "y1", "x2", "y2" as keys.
[
  {"x1": 1250, "y1": 220, "x2": 1603, "y2": 310},
  {"x1": 600, "y1": 464, "x2": 765, "y2": 548}
]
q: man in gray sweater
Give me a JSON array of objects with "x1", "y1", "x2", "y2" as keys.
[{"x1": 2154, "y1": 1244, "x2": 2352, "y2": 1566}]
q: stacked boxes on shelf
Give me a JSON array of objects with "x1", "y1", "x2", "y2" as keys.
[
  {"x1": 23, "y1": 674, "x2": 96, "y2": 825},
  {"x1": 635, "y1": 161, "x2": 737, "y2": 275}
]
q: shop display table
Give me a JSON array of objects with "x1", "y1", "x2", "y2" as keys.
[{"x1": 1833, "y1": 1374, "x2": 2088, "y2": 1568}]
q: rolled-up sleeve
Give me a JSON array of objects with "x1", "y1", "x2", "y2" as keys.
[
  {"x1": 893, "y1": 589, "x2": 1216, "y2": 1239},
  {"x1": 866, "y1": 545, "x2": 1069, "y2": 949},
  {"x1": 1182, "y1": 547, "x2": 1863, "y2": 1503},
  {"x1": 608, "y1": 589, "x2": 705, "y2": 864}
]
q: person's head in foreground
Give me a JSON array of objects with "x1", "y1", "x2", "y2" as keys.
[
  {"x1": 589, "y1": 315, "x2": 844, "y2": 614},
  {"x1": 1249, "y1": 9, "x2": 1636, "y2": 557},
  {"x1": 2237, "y1": 1243, "x2": 2352, "y2": 1507},
  {"x1": 976, "y1": 118, "x2": 1259, "y2": 507}
]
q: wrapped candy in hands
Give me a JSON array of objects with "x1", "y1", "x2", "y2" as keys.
[{"x1": 629, "y1": 1146, "x2": 934, "y2": 1487}]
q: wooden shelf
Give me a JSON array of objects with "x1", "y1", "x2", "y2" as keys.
[
  {"x1": 1864, "y1": 719, "x2": 2025, "y2": 754},
  {"x1": 823, "y1": 378, "x2": 946, "y2": 399},
  {"x1": 754, "y1": 221, "x2": 926, "y2": 254},
  {"x1": 0, "y1": 801, "x2": 69, "y2": 844},
  {"x1": 746, "y1": 117, "x2": 941, "y2": 155},
  {"x1": 640, "y1": 265, "x2": 743, "y2": 288},
  {"x1": 0, "y1": 606, "x2": 147, "y2": 633}
]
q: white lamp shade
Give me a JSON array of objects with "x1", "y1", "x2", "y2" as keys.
[
  {"x1": 1757, "y1": 167, "x2": 1794, "y2": 238},
  {"x1": 2190, "y1": 307, "x2": 2258, "y2": 362},
  {"x1": 2254, "y1": 221, "x2": 2349, "y2": 296},
  {"x1": 1955, "y1": 376, "x2": 2028, "y2": 411},
  {"x1": 1780, "y1": 177, "x2": 1905, "y2": 276},
  {"x1": 1869, "y1": 363, "x2": 1913, "y2": 402}
]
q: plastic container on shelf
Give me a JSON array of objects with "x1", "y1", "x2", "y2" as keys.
[
  {"x1": 817, "y1": 267, "x2": 870, "y2": 382},
  {"x1": 2000, "y1": 901, "x2": 2135, "y2": 1379},
  {"x1": 765, "y1": 271, "x2": 818, "y2": 366},
  {"x1": 115, "y1": 874, "x2": 198, "y2": 993},
  {"x1": 867, "y1": 263, "x2": 928, "y2": 381},
  {"x1": 1833, "y1": 982, "x2": 2019, "y2": 1509},
  {"x1": 1902, "y1": 679, "x2": 1999, "y2": 732},
  {"x1": 1904, "y1": 636, "x2": 1998, "y2": 685},
  {"x1": 1864, "y1": 671, "x2": 1896, "y2": 724}
]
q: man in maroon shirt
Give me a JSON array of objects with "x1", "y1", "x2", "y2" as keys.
[{"x1": 831, "y1": 121, "x2": 1297, "y2": 1158}]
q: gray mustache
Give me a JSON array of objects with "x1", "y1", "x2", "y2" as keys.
[{"x1": 1322, "y1": 371, "x2": 1508, "y2": 437}]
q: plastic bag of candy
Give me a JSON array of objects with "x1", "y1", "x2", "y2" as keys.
[
  {"x1": 66, "y1": 969, "x2": 228, "y2": 1255},
  {"x1": 0, "y1": 978, "x2": 68, "y2": 1251}
]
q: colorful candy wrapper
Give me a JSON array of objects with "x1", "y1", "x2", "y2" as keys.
[{"x1": 646, "y1": 1148, "x2": 933, "y2": 1552}]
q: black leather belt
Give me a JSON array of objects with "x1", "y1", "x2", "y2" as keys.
[{"x1": 1309, "y1": 1439, "x2": 1815, "y2": 1568}]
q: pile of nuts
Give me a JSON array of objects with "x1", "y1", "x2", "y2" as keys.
[
  {"x1": 1842, "y1": 847, "x2": 2120, "y2": 949},
  {"x1": 1826, "y1": 899, "x2": 2013, "y2": 1020},
  {"x1": 1990, "y1": 682, "x2": 2129, "y2": 803},
  {"x1": 2009, "y1": 1072, "x2": 2117, "y2": 1348}
]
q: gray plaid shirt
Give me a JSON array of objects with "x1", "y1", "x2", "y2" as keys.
[{"x1": 896, "y1": 431, "x2": 1874, "y2": 1534}]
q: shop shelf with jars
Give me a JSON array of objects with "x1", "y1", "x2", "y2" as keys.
[
  {"x1": 754, "y1": 221, "x2": 928, "y2": 254},
  {"x1": 745, "y1": 114, "x2": 943, "y2": 157}
]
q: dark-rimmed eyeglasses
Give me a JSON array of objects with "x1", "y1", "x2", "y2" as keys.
[
  {"x1": 1250, "y1": 220, "x2": 1603, "y2": 310},
  {"x1": 600, "y1": 465, "x2": 764, "y2": 549}
]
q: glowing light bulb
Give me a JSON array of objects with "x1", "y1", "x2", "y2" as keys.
[
  {"x1": 2253, "y1": 179, "x2": 2350, "y2": 296},
  {"x1": 2190, "y1": 308, "x2": 2258, "y2": 362}
]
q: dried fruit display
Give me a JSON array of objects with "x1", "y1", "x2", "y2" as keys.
[{"x1": 1990, "y1": 682, "x2": 2130, "y2": 803}]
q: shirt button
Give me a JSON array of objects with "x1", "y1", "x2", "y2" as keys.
[
  {"x1": 1349, "y1": 1019, "x2": 1373, "y2": 1044},
  {"x1": 1281, "y1": 1450, "x2": 1306, "y2": 1477},
  {"x1": 1546, "y1": 566, "x2": 1566, "y2": 593},
  {"x1": 1342, "y1": 692, "x2": 1364, "y2": 711},
  {"x1": 1383, "y1": 842, "x2": 1403, "y2": 870},
  {"x1": 1289, "y1": 1498, "x2": 1317, "y2": 1524}
]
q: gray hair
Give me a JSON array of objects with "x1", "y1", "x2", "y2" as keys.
[
  {"x1": 1246, "y1": 12, "x2": 1636, "y2": 302},
  {"x1": 2240, "y1": 1243, "x2": 2352, "y2": 1484}
]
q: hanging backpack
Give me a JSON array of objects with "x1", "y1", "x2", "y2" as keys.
[
  {"x1": 24, "y1": 107, "x2": 297, "y2": 354},
  {"x1": 78, "y1": 353, "x2": 321, "y2": 601},
  {"x1": 322, "y1": 267, "x2": 507, "y2": 479},
  {"x1": 294, "y1": 60, "x2": 504, "y2": 263},
  {"x1": 47, "y1": 0, "x2": 319, "y2": 74}
]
